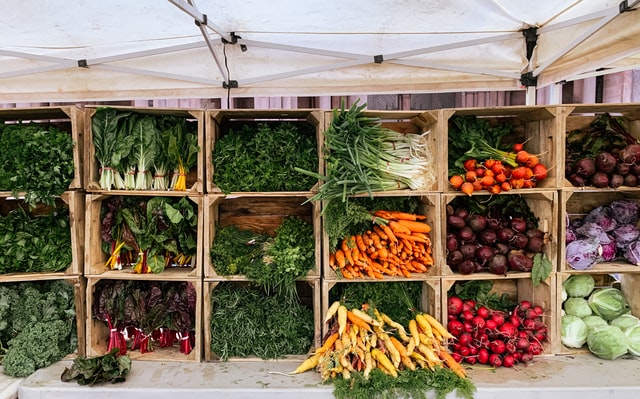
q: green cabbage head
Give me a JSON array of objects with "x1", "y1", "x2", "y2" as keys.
[
  {"x1": 587, "y1": 325, "x2": 628, "y2": 360},
  {"x1": 588, "y1": 288, "x2": 630, "y2": 321}
]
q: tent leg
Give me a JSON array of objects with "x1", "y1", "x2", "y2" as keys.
[
  {"x1": 547, "y1": 83, "x2": 563, "y2": 105},
  {"x1": 525, "y1": 86, "x2": 537, "y2": 105}
]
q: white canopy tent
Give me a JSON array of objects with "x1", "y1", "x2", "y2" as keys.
[{"x1": 0, "y1": 0, "x2": 638, "y2": 104}]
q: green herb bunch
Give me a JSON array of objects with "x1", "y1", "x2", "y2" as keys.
[
  {"x1": 0, "y1": 280, "x2": 77, "y2": 377},
  {"x1": 212, "y1": 122, "x2": 318, "y2": 192},
  {"x1": 0, "y1": 123, "x2": 75, "y2": 207},
  {"x1": 209, "y1": 282, "x2": 314, "y2": 360},
  {"x1": 0, "y1": 205, "x2": 72, "y2": 274}
]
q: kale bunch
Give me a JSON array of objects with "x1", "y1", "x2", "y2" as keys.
[{"x1": 0, "y1": 280, "x2": 77, "y2": 377}]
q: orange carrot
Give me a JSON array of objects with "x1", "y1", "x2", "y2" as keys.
[
  {"x1": 395, "y1": 232, "x2": 429, "y2": 244},
  {"x1": 388, "y1": 220, "x2": 413, "y2": 235},
  {"x1": 438, "y1": 350, "x2": 467, "y2": 378},
  {"x1": 373, "y1": 225, "x2": 388, "y2": 241},
  {"x1": 329, "y1": 252, "x2": 337, "y2": 270},
  {"x1": 380, "y1": 224, "x2": 398, "y2": 243},
  {"x1": 346, "y1": 310, "x2": 373, "y2": 332},
  {"x1": 383, "y1": 211, "x2": 421, "y2": 221},
  {"x1": 396, "y1": 219, "x2": 431, "y2": 234},
  {"x1": 355, "y1": 234, "x2": 367, "y2": 252},
  {"x1": 342, "y1": 238, "x2": 355, "y2": 265}
]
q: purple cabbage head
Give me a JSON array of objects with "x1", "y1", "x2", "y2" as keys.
[
  {"x1": 624, "y1": 241, "x2": 640, "y2": 266},
  {"x1": 583, "y1": 206, "x2": 617, "y2": 232},
  {"x1": 601, "y1": 237, "x2": 617, "y2": 262},
  {"x1": 609, "y1": 200, "x2": 640, "y2": 225},
  {"x1": 576, "y1": 222, "x2": 613, "y2": 244},
  {"x1": 566, "y1": 227, "x2": 577, "y2": 244},
  {"x1": 566, "y1": 238, "x2": 603, "y2": 270},
  {"x1": 613, "y1": 224, "x2": 640, "y2": 249}
]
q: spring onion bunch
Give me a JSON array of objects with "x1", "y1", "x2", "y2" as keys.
[{"x1": 298, "y1": 101, "x2": 436, "y2": 203}]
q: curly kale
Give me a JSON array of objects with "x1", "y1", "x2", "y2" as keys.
[{"x1": 0, "y1": 280, "x2": 77, "y2": 378}]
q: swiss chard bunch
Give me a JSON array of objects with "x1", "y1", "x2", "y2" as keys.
[
  {"x1": 212, "y1": 121, "x2": 318, "y2": 193},
  {"x1": 0, "y1": 123, "x2": 75, "y2": 207},
  {"x1": 61, "y1": 348, "x2": 132, "y2": 385}
]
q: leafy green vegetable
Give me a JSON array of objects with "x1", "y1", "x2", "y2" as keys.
[
  {"x1": 565, "y1": 113, "x2": 636, "y2": 162},
  {"x1": 0, "y1": 204, "x2": 71, "y2": 274},
  {"x1": 91, "y1": 107, "x2": 134, "y2": 190},
  {"x1": 61, "y1": 348, "x2": 132, "y2": 385},
  {"x1": 449, "y1": 280, "x2": 516, "y2": 312},
  {"x1": 167, "y1": 117, "x2": 200, "y2": 191},
  {"x1": 447, "y1": 115, "x2": 513, "y2": 176},
  {"x1": 331, "y1": 367, "x2": 476, "y2": 399},
  {"x1": 213, "y1": 121, "x2": 318, "y2": 193},
  {"x1": 0, "y1": 123, "x2": 75, "y2": 207},
  {"x1": 129, "y1": 115, "x2": 158, "y2": 190},
  {"x1": 532, "y1": 253, "x2": 553, "y2": 286},
  {"x1": 0, "y1": 280, "x2": 77, "y2": 377},
  {"x1": 210, "y1": 225, "x2": 270, "y2": 275},
  {"x1": 209, "y1": 282, "x2": 314, "y2": 360}
]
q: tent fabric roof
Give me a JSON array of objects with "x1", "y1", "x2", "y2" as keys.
[{"x1": 0, "y1": 0, "x2": 638, "y2": 102}]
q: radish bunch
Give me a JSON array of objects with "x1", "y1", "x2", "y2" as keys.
[{"x1": 446, "y1": 296, "x2": 548, "y2": 367}]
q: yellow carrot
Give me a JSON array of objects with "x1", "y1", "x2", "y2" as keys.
[
  {"x1": 371, "y1": 348, "x2": 397, "y2": 377},
  {"x1": 337, "y1": 305, "x2": 348, "y2": 336},
  {"x1": 422, "y1": 313, "x2": 455, "y2": 340},
  {"x1": 346, "y1": 310, "x2": 372, "y2": 333},
  {"x1": 291, "y1": 352, "x2": 322, "y2": 374},
  {"x1": 408, "y1": 319, "x2": 421, "y2": 347},
  {"x1": 324, "y1": 301, "x2": 341, "y2": 324}
]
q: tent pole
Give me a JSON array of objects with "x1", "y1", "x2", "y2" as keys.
[
  {"x1": 525, "y1": 87, "x2": 537, "y2": 105},
  {"x1": 547, "y1": 83, "x2": 563, "y2": 105}
]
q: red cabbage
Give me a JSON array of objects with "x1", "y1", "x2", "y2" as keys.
[
  {"x1": 576, "y1": 222, "x2": 613, "y2": 244},
  {"x1": 613, "y1": 224, "x2": 640, "y2": 249},
  {"x1": 566, "y1": 227, "x2": 577, "y2": 244},
  {"x1": 601, "y1": 238, "x2": 617, "y2": 261},
  {"x1": 583, "y1": 206, "x2": 617, "y2": 232},
  {"x1": 566, "y1": 238, "x2": 602, "y2": 270},
  {"x1": 624, "y1": 241, "x2": 640, "y2": 266},
  {"x1": 609, "y1": 200, "x2": 640, "y2": 225}
]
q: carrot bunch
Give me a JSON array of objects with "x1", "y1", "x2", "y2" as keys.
[
  {"x1": 329, "y1": 210, "x2": 434, "y2": 279},
  {"x1": 290, "y1": 301, "x2": 467, "y2": 381}
]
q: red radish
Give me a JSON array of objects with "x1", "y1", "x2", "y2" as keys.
[
  {"x1": 463, "y1": 321, "x2": 474, "y2": 333},
  {"x1": 462, "y1": 299, "x2": 476, "y2": 313},
  {"x1": 489, "y1": 353, "x2": 502, "y2": 367},
  {"x1": 520, "y1": 352, "x2": 533, "y2": 364},
  {"x1": 458, "y1": 345, "x2": 471, "y2": 357},
  {"x1": 518, "y1": 300, "x2": 532, "y2": 311},
  {"x1": 468, "y1": 345, "x2": 478, "y2": 356},
  {"x1": 451, "y1": 352, "x2": 463, "y2": 363},
  {"x1": 447, "y1": 320, "x2": 464, "y2": 336},
  {"x1": 465, "y1": 356, "x2": 477, "y2": 365},
  {"x1": 484, "y1": 319, "x2": 497, "y2": 331},
  {"x1": 522, "y1": 318, "x2": 536, "y2": 330},
  {"x1": 516, "y1": 337, "x2": 530, "y2": 350},
  {"x1": 498, "y1": 322, "x2": 517, "y2": 338},
  {"x1": 461, "y1": 310, "x2": 475, "y2": 322},
  {"x1": 448, "y1": 314, "x2": 457, "y2": 322},
  {"x1": 524, "y1": 308, "x2": 539, "y2": 320},
  {"x1": 477, "y1": 348, "x2": 490, "y2": 364},
  {"x1": 533, "y1": 305, "x2": 544, "y2": 316},
  {"x1": 447, "y1": 296, "x2": 463, "y2": 315},
  {"x1": 472, "y1": 315, "x2": 486, "y2": 329},
  {"x1": 458, "y1": 332, "x2": 472, "y2": 347},
  {"x1": 489, "y1": 340, "x2": 506, "y2": 354},
  {"x1": 529, "y1": 342, "x2": 543, "y2": 355},
  {"x1": 502, "y1": 354, "x2": 516, "y2": 367},
  {"x1": 476, "y1": 306, "x2": 490, "y2": 319},
  {"x1": 491, "y1": 313, "x2": 505, "y2": 327},
  {"x1": 509, "y1": 315, "x2": 522, "y2": 328},
  {"x1": 505, "y1": 341, "x2": 517, "y2": 354}
]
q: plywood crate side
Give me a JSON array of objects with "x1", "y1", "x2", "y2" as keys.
[
  {"x1": 0, "y1": 192, "x2": 82, "y2": 279},
  {"x1": 84, "y1": 106, "x2": 204, "y2": 194},
  {"x1": 561, "y1": 103, "x2": 640, "y2": 189},
  {"x1": 322, "y1": 194, "x2": 440, "y2": 280},
  {"x1": 321, "y1": 278, "x2": 441, "y2": 338},
  {"x1": 442, "y1": 190, "x2": 558, "y2": 277},
  {"x1": 204, "y1": 194, "x2": 320, "y2": 279},
  {"x1": 560, "y1": 188, "x2": 640, "y2": 273},
  {"x1": 441, "y1": 105, "x2": 561, "y2": 192},
  {"x1": 206, "y1": 109, "x2": 324, "y2": 194},
  {"x1": 86, "y1": 276, "x2": 202, "y2": 362},
  {"x1": 204, "y1": 279, "x2": 321, "y2": 362},
  {"x1": 556, "y1": 272, "x2": 638, "y2": 355},
  {"x1": 0, "y1": 105, "x2": 84, "y2": 191},
  {"x1": 322, "y1": 109, "x2": 441, "y2": 193},
  {"x1": 442, "y1": 274, "x2": 557, "y2": 355},
  {"x1": 84, "y1": 194, "x2": 202, "y2": 278}
]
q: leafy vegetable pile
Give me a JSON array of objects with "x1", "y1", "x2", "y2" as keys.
[
  {"x1": 0, "y1": 122, "x2": 75, "y2": 207},
  {"x1": 212, "y1": 121, "x2": 318, "y2": 193},
  {"x1": 101, "y1": 196, "x2": 198, "y2": 274},
  {"x1": 209, "y1": 282, "x2": 314, "y2": 360},
  {"x1": 447, "y1": 115, "x2": 549, "y2": 195},
  {"x1": 0, "y1": 280, "x2": 78, "y2": 377},
  {"x1": 61, "y1": 349, "x2": 132, "y2": 385},
  {"x1": 292, "y1": 301, "x2": 475, "y2": 399},
  {"x1": 210, "y1": 216, "x2": 315, "y2": 293},
  {"x1": 91, "y1": 280, "x2": 197, "y2": 355},
  {"x1": 446, "y1": 195, "x2": 552, "y2": 284},
  {"x1": 298, "y1": 101, "x2": 436, "y2": 202},
  {"x1": 560, "y1": 274, "x2": 638, "y2": 360},
  {"x1": 566, "y1": 199, "x2": 640, "y2": 269},
  {"x1": 0, "y1": 204, "x2": 71, "y2": 274},
  {"x1": 92, "y1": 107, "x2": 200, "y2": 191},
  {"x1": 565, "y1": 113, "x2": 640, "y2": 189}
]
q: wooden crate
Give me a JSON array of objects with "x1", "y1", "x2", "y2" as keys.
[
  {"x1": 320, "y1": 278, "x2": 441, "y2": 338},
  {"x1": 322, "y1": 193, "x2": 441, "y2": 280},
  {"x1": 561, "y1": 103, "x2": 640, "y2": 189},
  {"x1": 442, "y1": 190, "x2": 558, "y2": 277},
  {"x1": 322, "y1": 109, "x2": 441, "y2": 193},
  {"x1": 0, "y1": 276, "x2": 86, "y2": 358},
  {"x1": 86, "y1": 276, "x2": 202, "y2": 362},
  {"x1": 560, "y1": 189, "x2": 640, "y2": 273},
  {"x1": 206, "y1": 109, "x2": 324, "y2": 194},
  {"x1": 0, "y1": 106, "x2": 84, "y2": 190},
  {"x1": 84, "y1": 106, "x2": 205, "y2": 194},
  {"x1": 440, "y1": 106, "x2": 561, "y2": 192},
  {"x1": 203, "y1": 279, "x2": 321, "y2": 362},
  {"x1": 203, "y1": 193, "x2": 320, "y2": 279},
  {"x1": 442, "y1": 274, "x2": 558, "y2": 355},
  {"x1": 556, "y1": 272, "x2": 640, "y2": 355},
  {"x1": 0, "y1": 191, "x2": 84, "y2": 279},
  {"x1": 84, "y1": 193, "x2": 203, "y2": 278}
]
